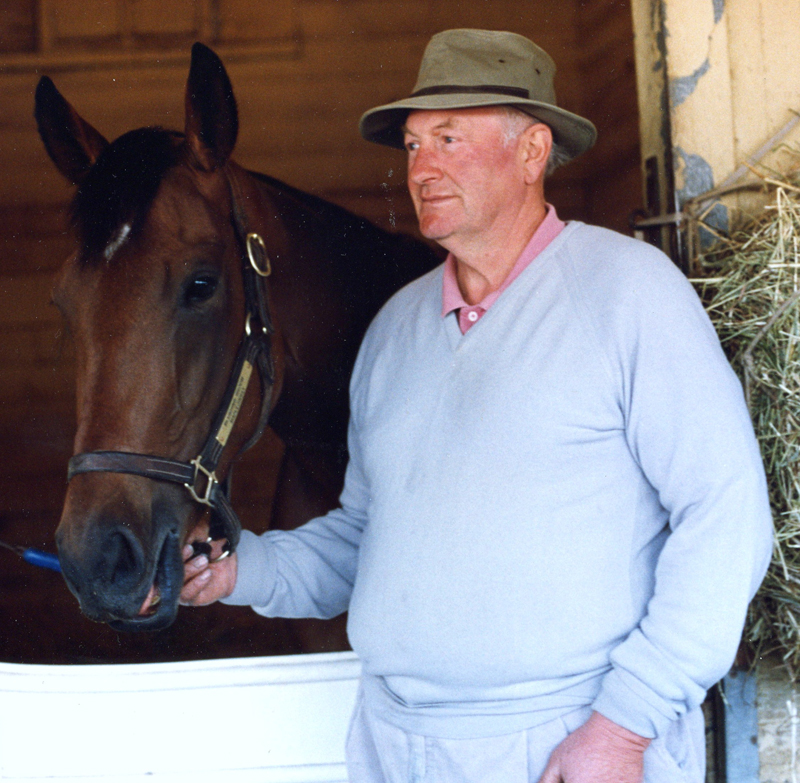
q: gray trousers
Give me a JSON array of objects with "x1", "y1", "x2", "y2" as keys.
[{"x1": 345, "y1": 691, "x2": 705, "y2": 783}]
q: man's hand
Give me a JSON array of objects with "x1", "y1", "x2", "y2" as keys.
[
  {"x1": 537, "y1": 711, "x2": 650, "y2": 783},
  {"x1": 179, "y1": 528, "x2": 238, "y2": 606}
]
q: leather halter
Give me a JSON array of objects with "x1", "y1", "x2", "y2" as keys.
[{"x1": 66, "y1": 167, "x2": 276, "y2": 559}]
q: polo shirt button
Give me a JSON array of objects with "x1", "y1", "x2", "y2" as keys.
[{"x1": 467, "y1": 311, "x2": 479, "y2": 322}]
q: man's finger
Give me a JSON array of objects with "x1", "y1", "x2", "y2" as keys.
[
  {"x1": 180, "y1": 551, "x2": 237, "y2": 606},
  {"x1": 184, "y1": 554, "x2": 209, "y2": 574},
  {"x1": 179, "y1": 568, "x2": 213, "y2": 605}
]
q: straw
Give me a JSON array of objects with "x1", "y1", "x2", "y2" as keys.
[{"x1": 692, "y1": 160, "x2": 800, "y2": 670}]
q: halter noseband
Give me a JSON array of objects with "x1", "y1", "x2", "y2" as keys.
[{"x1": 66, "y1": 168, "x2": 276, "y2": 560}]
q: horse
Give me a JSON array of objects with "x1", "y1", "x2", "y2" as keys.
[{"x1": 34, "y1": 43, "x2": 439, "y2": 642}]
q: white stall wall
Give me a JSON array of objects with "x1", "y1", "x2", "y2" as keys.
[{"x1": 0, "y1": 651, "x2": 361, "y2": 782}]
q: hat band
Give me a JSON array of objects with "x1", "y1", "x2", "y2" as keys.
[{"x1": 411, "y1": 84, "x2": 530, "y2": 99}]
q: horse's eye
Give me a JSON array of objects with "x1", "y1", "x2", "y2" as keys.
[{"x1": 183, "y1": 274, "x2": 218, "y2": 306}]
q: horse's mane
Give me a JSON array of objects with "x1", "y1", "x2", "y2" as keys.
[
  {"x1": 71, "y1": 127, "x2": 182, "y2": 262},
  {"x1": 251, "y1": 171, "x2": 374, "y2": 230},
  {"x1": 252, "y1": 171, "x2": 398, "y2": 251},
  {"x1": 71, "y1": 127, "x2": 381, "y2": 265},
  {"x1": 251, "y1": 171, "x2": 442, "y2": 282}
]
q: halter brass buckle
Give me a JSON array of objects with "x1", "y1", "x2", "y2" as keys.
[
  {"x1": 185, "y1": 457, "x2": 218, "y2": 506},
  {"x1": 246, "y1": 233, "x2": 271, "y2": 277}
]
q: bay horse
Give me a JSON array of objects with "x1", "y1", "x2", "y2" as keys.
[{"x1": 34, "y1": 43, "x2": 438, "y2": 638}]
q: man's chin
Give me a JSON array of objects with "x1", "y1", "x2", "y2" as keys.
[{"x1": 417, "y1": 218, "x2": 455, "y2": 244}]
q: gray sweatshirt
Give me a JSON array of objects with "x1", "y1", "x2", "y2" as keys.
[{"x1": 226, "y1": 221, "x2": 773, "y2": 741}]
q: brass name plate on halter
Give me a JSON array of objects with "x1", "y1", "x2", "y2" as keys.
[{"x1": 216, "y1": 359, "x2": 254, "y2": 447}]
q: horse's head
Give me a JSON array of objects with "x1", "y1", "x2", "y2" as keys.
[{"x1": 35, "y1": 45, "x2": 276, "y2": 630}]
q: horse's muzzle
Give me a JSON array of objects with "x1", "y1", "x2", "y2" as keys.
[
  {"x1": 56, "y1": 501, "x2": 184, "y2": 631},
  {"x1": 108, "y1": 530, "x2": 183, "y2": 632}
]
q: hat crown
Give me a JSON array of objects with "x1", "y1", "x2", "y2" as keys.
[
  {"x1": 358, "y1": 28, "x2": 596, "y2": 160},
  {"x1": 413, "y1": 29, "x2": 557, "y2": 106}
]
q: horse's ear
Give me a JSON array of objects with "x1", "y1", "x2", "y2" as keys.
[
  {"x1": 34, "y1": 76, "x2": 109, "y2": 185},
  {"x1": 184, "y1": 42, "x2": 238, "y2": 172}
]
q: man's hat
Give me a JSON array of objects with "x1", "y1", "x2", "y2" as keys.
[{"x1": 359, "y1": 29, "x2": 597, "y2": 162}]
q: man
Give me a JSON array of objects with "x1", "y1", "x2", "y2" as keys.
[{"x1": 181, "y1": 29, "x2": 773, "y2": 782}]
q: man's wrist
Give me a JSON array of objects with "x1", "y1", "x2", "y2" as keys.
[{"x1": 589, "y1": 711, "x2": 651, "y2": 751}]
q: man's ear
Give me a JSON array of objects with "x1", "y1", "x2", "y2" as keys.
[{"x1": 520, "y1": 123, "x2": 552, "y2": 185}]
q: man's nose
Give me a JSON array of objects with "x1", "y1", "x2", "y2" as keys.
[{"x1": 408, "y1": 146, "x2": 441, "y2": 184}]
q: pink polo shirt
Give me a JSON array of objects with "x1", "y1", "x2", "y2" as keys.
[{"x1": 442, "y1": 205, "x2": 565, "y2": 333}]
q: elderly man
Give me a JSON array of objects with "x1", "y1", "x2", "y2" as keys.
[{"x1": 181, "y1": 29, "x2": 773, "y2": 783}]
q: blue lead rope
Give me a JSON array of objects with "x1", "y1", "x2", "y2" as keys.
[
  {"x1": 21, "y1": 548, "x2": 62, "y2": 572},
  {"x1": 0, "y1": 539, "x2": 61, "y2": 572}
]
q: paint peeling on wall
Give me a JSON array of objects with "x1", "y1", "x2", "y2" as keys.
[
  {"x1": 676, "y1": 146, "x2": 714, "y2": 202},
  {"x1": 670, "y1": 58, "x2": 710, "y2": 107},
  {"x1": 675, "y1": 146, "x2": 728, "y2": 244},
  {"x1": 649, "y1": 0, "x2": 662, "y2": 36}
]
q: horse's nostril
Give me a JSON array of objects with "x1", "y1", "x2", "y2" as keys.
[
  {"x1": 97, "y1": 527, "x2": 144, "y2": 586},
  {"x1": 56, "y1": 517, "x2": 154, "y2": 621}
]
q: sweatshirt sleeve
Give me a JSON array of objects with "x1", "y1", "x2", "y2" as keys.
[
  {"x1": 221, "y1": 358, "x2": 373, "y2": 620},
  {"x1": 576, "y1": 235, "x2": 773, "y2": 738},
  {"x1": 220, "y1": 464, "x2": 367, "y2": 619}
]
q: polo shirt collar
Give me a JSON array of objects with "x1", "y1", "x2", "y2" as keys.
[{"x1": 441, "y1": 204, "x2": 566, "y2": 325}]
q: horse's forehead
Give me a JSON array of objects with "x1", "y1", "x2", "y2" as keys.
[
  {"x1": 66, "y1": 161, "x2": 232, "y2": 298},
  {"x1": 156, "y1": 164, "x2": 227, "y2": 217},
  {"x1": 148, "y1": 166, "x2": 231, "y2": 239}
]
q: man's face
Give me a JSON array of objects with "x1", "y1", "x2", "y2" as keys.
[{"x1": 403, "y1": 107, "x2": 530, "y2": 248}]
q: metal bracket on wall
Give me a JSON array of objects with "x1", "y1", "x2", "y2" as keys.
[
  {"x1": 631, "y1": 211, "x2": 686, "y2": 239},
  {"x1": 631, "y1": 153, "x2": 688, "y2": 272}
]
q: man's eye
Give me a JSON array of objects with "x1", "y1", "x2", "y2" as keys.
[
  {"x1": 443, "y1": 136, "x2": 455, "y2": 143},
  {"x1": 405, "y1": 140, "x2": 418, "y2": 152}
]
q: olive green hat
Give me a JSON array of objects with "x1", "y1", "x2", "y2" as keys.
[{"x1": 359, "y1": 28, "x2": 597, "y2": 162}]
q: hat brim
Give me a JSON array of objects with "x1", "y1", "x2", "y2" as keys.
[{"x1": 359, "y1": 93, "x2": 597, "y2": 162}]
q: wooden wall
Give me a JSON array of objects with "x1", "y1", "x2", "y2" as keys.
[
  {"x1": 575, "y1": 0, "x2": 640, "y2": 230},
  {"x1": 0, "y1": 0, "x2": 642, "y2": 663},
  {"x1": 631, "y1": 0, "x2": 800, "y2": 266}
]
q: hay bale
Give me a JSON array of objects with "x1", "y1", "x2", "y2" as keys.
[{"x1": 693, "y1": 179, "x2": 800, "y2": 670}]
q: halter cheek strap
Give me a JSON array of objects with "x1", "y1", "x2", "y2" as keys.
[{"x1": 66, "y1": 167, "x2": 276, "y2": 559}]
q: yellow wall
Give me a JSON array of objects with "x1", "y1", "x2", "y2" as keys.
[{"x1": 632, "y1": 0, "x2": 800, "y2": 252}]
